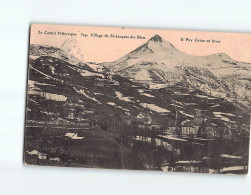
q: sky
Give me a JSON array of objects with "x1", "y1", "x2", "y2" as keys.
[{"x1": 30, "y1": 24, "x2": 251, "y2": 63}]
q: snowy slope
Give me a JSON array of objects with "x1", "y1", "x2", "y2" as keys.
[{"x1": 102, "y1": 35, "x2": 251, "y2": 105}]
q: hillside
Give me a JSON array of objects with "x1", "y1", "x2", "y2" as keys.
[
  {"x1": 27, "y1": 53, "x2": 250, "y2": 132},
  {"x1": 25, "y1": 42, "x2": 250, "y2": 173}
]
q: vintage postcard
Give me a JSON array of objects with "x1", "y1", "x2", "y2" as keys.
[{"x1": 24, "y1": 24, "x2": 250, "y2": 174}]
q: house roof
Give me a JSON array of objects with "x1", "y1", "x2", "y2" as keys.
[{"x1": 136, "y1": 112, "x2": 151, "y2": 119}]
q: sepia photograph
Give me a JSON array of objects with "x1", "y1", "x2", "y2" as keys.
[
  {"x1": 24, "y1": 24, "x2": 250, "y2": 174},
  {"x1": 2, "y1": 0, "x2": 251, "y2": 194}
]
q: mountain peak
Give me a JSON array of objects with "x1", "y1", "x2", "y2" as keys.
[{"x1": 149, "y1": 34, "x2": 163, "y2": 42}]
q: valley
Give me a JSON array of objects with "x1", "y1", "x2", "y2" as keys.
[{"x1": 24, "y1": 35, "x2": 250, "y2": 174}]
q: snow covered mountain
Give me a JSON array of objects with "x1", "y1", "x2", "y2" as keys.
[
  {"x1": 30, "y1": 38, "x2": 85, "y2": 67},
  {"x1": 29, "y1": 44, "x2": 109, "y2": 75},
  {"x1": 29, "y1": 44, "x2": 68, "y2": 61},
  {"x1": 102, "y1": 35, "x2": 251, "y2": 107}
]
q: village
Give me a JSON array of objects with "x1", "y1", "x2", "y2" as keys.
[{"x1": 30, "y1": 93, "x2": 238, "y2": 142}]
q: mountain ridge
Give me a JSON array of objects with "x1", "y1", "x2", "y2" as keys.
[{"x1": 101, "y1": 35, "x2": 251, "y2": 107}]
